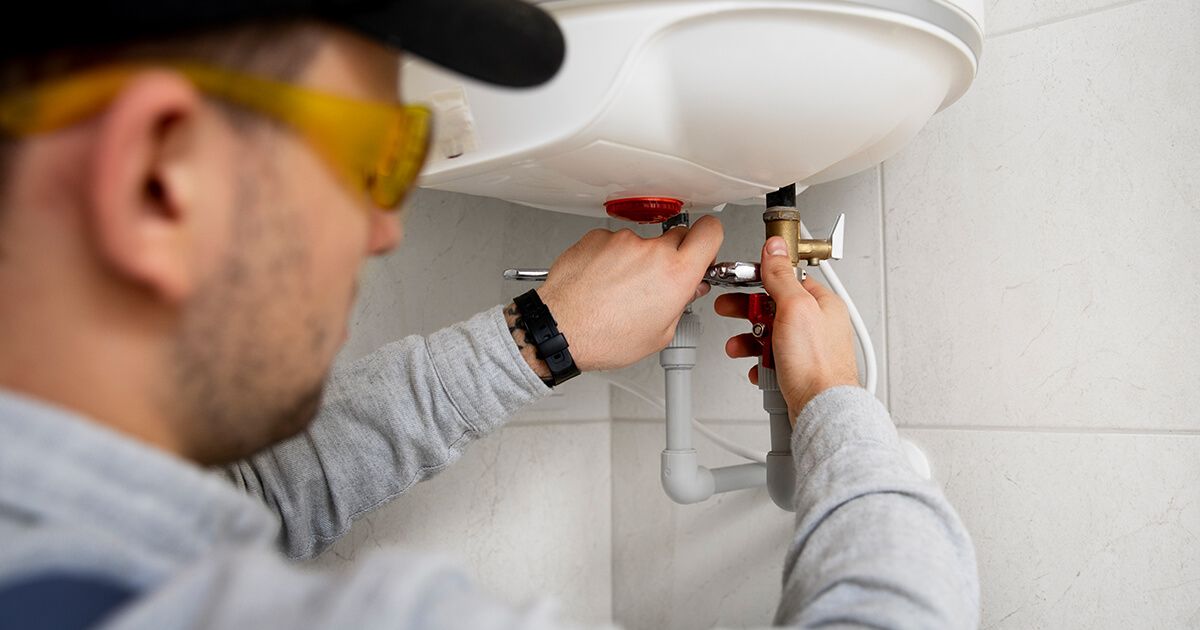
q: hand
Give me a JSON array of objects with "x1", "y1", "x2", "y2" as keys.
[
  {"x1": 714, "y1": 236, "x2": 858, "y2": 419},
  {"x1": 530, "y1": 215, "x2": 723, "y2": 372}
]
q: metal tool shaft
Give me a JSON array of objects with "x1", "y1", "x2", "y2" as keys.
[
  {"x1": 504, "y1": 262, "x2": 803, "y2": 288},
  {"x1": 503, "y1": 268, "x2": 550, "y2": 281}
]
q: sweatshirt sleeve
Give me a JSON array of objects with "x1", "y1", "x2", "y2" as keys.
[
  {"x1": 223, "y1": 305, "x2": 552, "y2": 559},
  {"x1": 774, "y1": 386, "x2": 981, "y2": 629}
]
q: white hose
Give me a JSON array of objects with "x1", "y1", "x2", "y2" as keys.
[
  {"x1": 800, "y1": 221, "x2": 879, "y2": 396},
  {"x1": 602, "y1": 218, "x2": 879, "y2": 464}
]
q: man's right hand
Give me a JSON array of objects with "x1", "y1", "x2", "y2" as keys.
[
  {"x1": 532, "y1": 215, "x2": 724, "y2": 373},
  {"x1": 714, "y1": 236, "x2": 859, "y2": 420}
]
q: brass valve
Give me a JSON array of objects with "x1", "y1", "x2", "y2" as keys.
[
  {"x1": 796, "y1": 213, "x2": 845, "y2": 267},
  {"x1": 763, "y1": 186, "x2": 845, "y2": 267}
]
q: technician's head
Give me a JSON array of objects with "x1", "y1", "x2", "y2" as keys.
[{"x1": 0, "y1": 0, "x2": 564, "y2": 464}]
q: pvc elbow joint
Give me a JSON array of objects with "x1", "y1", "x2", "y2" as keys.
[
  {"x1": 660, "y1": 450, "x2": 714, "y2": 504},
  {"x1": 658, "y1": 310, "x2": 772, "y2": 505}
]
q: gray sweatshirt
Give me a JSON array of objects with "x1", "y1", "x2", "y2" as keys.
[{"x1": 0, "y1": 306, "x2": 979, "y2": 628}]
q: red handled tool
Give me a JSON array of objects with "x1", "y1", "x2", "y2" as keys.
[{"x1": 748, "y1": 293, "x2": 777, "y2": 370}]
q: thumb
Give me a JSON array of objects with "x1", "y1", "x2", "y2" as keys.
[{"x1": 760, "y1": 237, "x2": 804, "y2": 301}]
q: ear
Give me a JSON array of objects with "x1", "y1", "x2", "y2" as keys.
[{"x1": 85, "y1": 70, "x2": 215, "y2": 304}]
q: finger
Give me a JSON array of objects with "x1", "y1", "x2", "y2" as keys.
[
  {"x1": 691, "y1": 281, "x2": 711, "y2": 302},
  {"x1": 714, "y1": 293, "x2": 749, "y2": 319},
  {"x1": 579, "y1": 227, "x2": 611, "y2": 246},
  {"x1": 677, "y1": 215, "x2": 724, "y2": 266},
  {"x1": 801, "y1": 276, "x2": 841, "y2": 308},
  {"x1": 748, "y1": 365, "x2": 759, "y2": 386},
  {"x1": 658, "y1": 223, "x2": 689, "y2": 248},
  {"x1": 725, "y1": 333, "x2": 763, "y2": 359},
  {"x1": 760, "y1": 237, "x2": 806, "y2": 303}
]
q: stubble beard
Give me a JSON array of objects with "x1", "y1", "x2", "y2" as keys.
[{"x1": 171, "y1": 167, "x2": 333, "y2": 465}]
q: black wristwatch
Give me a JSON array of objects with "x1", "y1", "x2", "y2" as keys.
[{"x1": 512, "y1": 289, "x2": 580, "y2": 387}]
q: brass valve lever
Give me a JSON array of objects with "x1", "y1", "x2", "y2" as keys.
[{"x1": 797, "y1": 213, "x2": 845, "y2": 267}]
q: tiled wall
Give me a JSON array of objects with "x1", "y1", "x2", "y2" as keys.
[
  {"x1": 885, "y1": 0, "x2": 1200, "y2": 626},
  {"x1": 310, "y1": 189, "x2": 616, "y2": 626}
]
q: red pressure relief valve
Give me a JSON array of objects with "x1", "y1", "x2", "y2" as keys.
[
  {"x1": 604, "y1": 197, "x2": 684, "y2": 224},
  {"x1": 747, "y1": 293, "x2": 777, "y2": 370}
]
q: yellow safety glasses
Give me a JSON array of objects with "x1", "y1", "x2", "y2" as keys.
[{"x1": 0, "y1": 62, "x2": 431, "y2": 211}]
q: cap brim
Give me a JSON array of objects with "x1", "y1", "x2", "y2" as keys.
[{"x1": 342, "y1": 0, "x2": 565, "y2": 88}]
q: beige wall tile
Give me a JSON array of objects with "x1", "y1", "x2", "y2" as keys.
[
  {"x1": 907, "y1": 428, "x2": 1200, "y2": 629},
  {"x1": 884, "y1": 0, "x2": 1200, "y2": 430},
  {"x1": 312, "y1": 421, "x2": 615, "y2": 626}
]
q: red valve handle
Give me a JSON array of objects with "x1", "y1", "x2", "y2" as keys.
[{"x1": 747, "y1": 293, "x2": 777, "y2": 370}]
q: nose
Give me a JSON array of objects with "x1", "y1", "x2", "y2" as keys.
[{"x1": 367, "y1": 209, "x2": 402, "y2": 255}]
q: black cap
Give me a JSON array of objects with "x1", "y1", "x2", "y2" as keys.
[{"x1": 1, "y1": 0, "x2": 566, "y2": 88}]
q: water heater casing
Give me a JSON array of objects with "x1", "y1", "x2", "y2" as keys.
[{"x1": 403, "y1": 0, "x2": 984, "y2": 216}]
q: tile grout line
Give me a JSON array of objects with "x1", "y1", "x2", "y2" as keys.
[
  {"x1": 611, "y1": 416, "x2": 766, "y2": 425},
  {"x1": 877, "y1": 163, "x2": 893, "y2": 412},
  {"x1": 606, "y1": 416, "x2": 618, "y2": 624},
  {"x1": 986, "y1": 0, "x2": 1152, "y2": 39},
  {"x1": 900, "y1": 424, "x2": 1200, "y2": 437},
  {"x1": 507, "y1": 417, "x2": 611, "y2": 427},
  {"x1": 609, "y1": 417, "x2": 1200, "y2": 436},
  {"x1": 603, "y1": 377, "x2": 628, "y2": 624}
]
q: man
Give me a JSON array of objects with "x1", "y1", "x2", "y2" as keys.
[{"x1": 0, "y1": 0, "x2": 979, "y2": 628}]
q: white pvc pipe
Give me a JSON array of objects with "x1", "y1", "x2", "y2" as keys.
[
  {"x1": 662, "y1": 351, "x2": 695, "y2": 451},
  {"x1": 761, "y1": 373, "x2": 796, "y2": 512},
  {"x1": 712, "y1": 463, "x2": 768, "y2": 494},
  {"x1": 654, "y1": 312, "x2": 767, "y2": 504}
]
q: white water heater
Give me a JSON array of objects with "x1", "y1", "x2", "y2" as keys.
[{"x1": 402, "y1": 0, "x2": 983, "y2": 218}]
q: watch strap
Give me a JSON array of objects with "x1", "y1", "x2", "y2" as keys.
[{"x1": 513, "y1": 289, "x2": 580, "y2": 386}]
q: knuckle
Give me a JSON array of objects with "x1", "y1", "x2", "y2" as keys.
[
  {"x1": 583, "y1": 227, "x2": 610, "y2": 242},
  {"x1": 615, "y1": 228, "x2": 639, "y2": 242},
  {"x1": 766, "y1": 263, "x2": 794, "y2": 278},
  {"x1": 775, "y1": 295, "x2": 810, "y2": 320}
]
